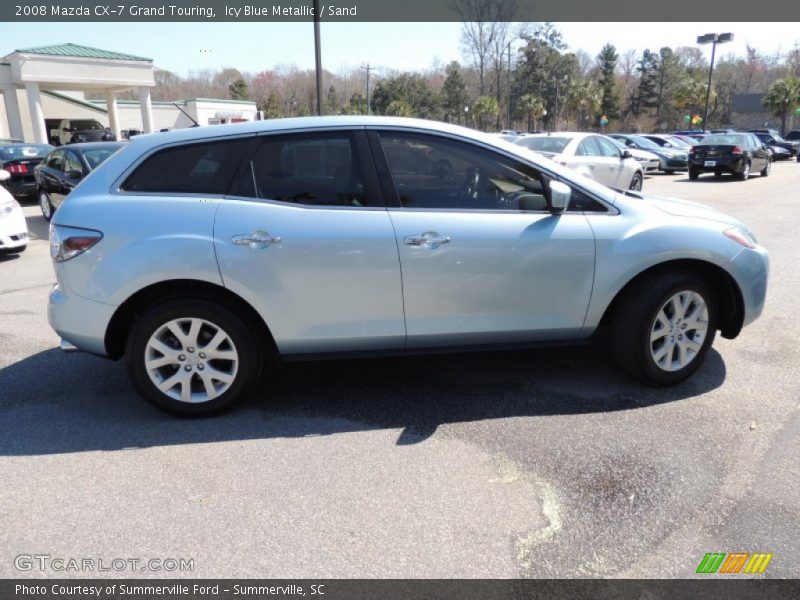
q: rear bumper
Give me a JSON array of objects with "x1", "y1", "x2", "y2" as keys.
[
  {"x1": 48, "y1": 283, "x2": 115, "y2": 356},
  {"x1": 5, "y1": 179, "x2": 37, "y2": 197},
  {"x1": 690, "y1": 156, "x2": 747, "y2": 173}
]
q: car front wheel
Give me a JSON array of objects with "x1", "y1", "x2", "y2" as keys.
[
  {"x1": 125, "y1": 299, "x2": 260, "y2": 416},
  {"x1": 610, "y1": 272, "x2": 717, "y2": 386},
  {"x1": 628, "y1": 172, "x2": 643, "y2": 191}
]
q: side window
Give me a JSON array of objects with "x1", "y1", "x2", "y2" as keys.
[
  {"x1": 65, "y1": 151, "x2": 83, "y2": 175},
  {"x1": 566, "y1": 186, "x2": 608, "y2": 213},
  {"x1": 237, "y1": 132, "x2": 369, "y2": 207},
  {"x1": 121, "y1": 138, "x2": 250, "y2": 194},
  {"x1": 576, "y1": 137, "x2": 601, "y2": 157},
  {"x1": 595, "y1": 136, "x2": 621, "y2": 158},
  {"x1": 378, "y1": 132, "x2": 549, "y2": 211},
  {"x1": 48, "y1": 150, "x2": 65, "y2": 172}
]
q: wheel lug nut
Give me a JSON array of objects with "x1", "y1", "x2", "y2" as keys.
[
  {"x1": 197, "y1": 364, "x2": 204, "y2": 371},
  {"x1": 184, "y1": 365, "x2": 192, "y2": 372},
  {"x1": 187, "y1": 347, "x2": 195, "y2": 353},
  {"x1": 178, "y1": 354, "x2": 186, "y2": 361},
  {"x1": 199, "y1": 352, "x2": 206, "y2": 359}
]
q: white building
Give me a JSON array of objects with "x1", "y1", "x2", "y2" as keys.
[{"x1": 0, "y1": 43, "x2": 257, "y2": 143}]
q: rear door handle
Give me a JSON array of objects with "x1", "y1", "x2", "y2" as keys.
[
  {"x1": 404, "y1": 232, "x2": 452, "y2": 249},
  {"x1": 232, "y1": 230, "x2": 281, "y2": 248}
]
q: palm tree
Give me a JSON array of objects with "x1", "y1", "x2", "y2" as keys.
[
  {"x1": 763, "y1": 78, "x2": 800, "y2": 136},
  {"x1": 471, "y1": 96, "x2": 499, "y2": 131},
  {"x1": 566, "y1": 82, "x2": 601, "y2": 131},
  {"x1": 519, "y1": 94, "x2": 546, "y2": 132},
  {"x1": 674, "y1": 76, "x2": 714, "y2": 128}
]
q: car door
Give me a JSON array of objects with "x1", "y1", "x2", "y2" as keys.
[
  {"x1": 571, "y1": 136, "x2": 608, "y2": 184},
  {"x1": 372, "y1": 130, "x2": 596, "y2": 349},
  {"x1": 58, "y1": 150, "x2": 85, "y2": 208},
  {"x1": 594, "y1": 135, "x2": 628, "y2": 187},
  {"x1": 41, "y1": 149, "x2": 65, "y2": 202},
  {"x1": 748, "y1": 134, "x2": 768, "y2": 170},
  {"x1": 213, "y1": 129, "x2": 405, "y2": 356}
]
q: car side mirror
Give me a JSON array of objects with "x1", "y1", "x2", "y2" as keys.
[
  {"x1": 0, "y1": 169, "x2": 10, "y2": 181},
  {"x1": 621, "y1": 150, "x2": 632, "y2": 159},
  {"x1": 549, "y1": 181, "x2": 571, "y2": 213},
  {"x1": 65, "y1": 169, "x2": 83, "y2": 180}
]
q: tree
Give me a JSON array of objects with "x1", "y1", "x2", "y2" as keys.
[
  {"x1": 228, "y1": 78, "x2": 249, "y2": 100},
  {"x1": 261, "y1": 92, "x2": 283, "y2": 119},
  {"x1": 654, "y1": 47, "x2": 683, "y2": 130},
  {"x1": 372, "y1": 73, "x2": 438, "y2": 118},
  {"x1": 674, "y1": 75, "x2": 713, "y2": 127},
  {"x1": 324, "y1": 85, "x2": 339, "y2": 115},
  {"x1": 597, "y1": 43, "x2": 621, "y2": 123},
  {"x1": 763, "y1": 78, "x2": 800, "y2": 135},
  {"x1": 518, "y1": 93, "x2": 546, "y2": 131},
  {"x1": 471, "y1": 96, "x2": 499, "y2": 130},
  {"x1": 386, "y1": 99, "x2": 414, "y2": 117},
  {"x1": 441, "y1": 61, "x2": 469, "y2": 123},
  {"x1": 566, "y1": 81, "x2": 600, "y2": 130}
]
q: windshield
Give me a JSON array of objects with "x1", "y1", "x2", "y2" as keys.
[
  {"x1": 72, "y1": 120, "x2": 104, "y2": 131},
  {"x1": 0, "y1": 144, "x2": 54, "y2": 160},
  {"x1": 82, "y1": 144, "x2": 124, "y2": 169},
  {"x1": 627, "y1": 135, "x2": 663, "y2": 151},
  {"x1": 700, "y1": 134, "x2": 747, "y2": 146},
  {"x1": 516, "y1": 136, "x2": 571, "y2": 153}
]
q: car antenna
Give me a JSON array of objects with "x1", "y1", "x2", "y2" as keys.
[{"x1": 173, "y1": 102, "x2": 200, "y2": 127}]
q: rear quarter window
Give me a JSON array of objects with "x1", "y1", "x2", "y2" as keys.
[{"x1": 121, "y1": 138, "x2": 251, "y2": 194}]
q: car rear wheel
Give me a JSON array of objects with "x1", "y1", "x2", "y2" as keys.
[
  {"x1": 39, "y1": 190, "x2": 54, "y2": 221},
  {"x1": 688, "y1": 167, "x2": 700, "y2": 180},
  {"x1": 610, "y1": 271, "x2": 717, "y2": 386},
  {"x1": 737, "y1": 161, "x2": 751, "y2": 181},
  {"x1": 628, "y1": 172, "x2": 643, "y2": 191},
  {"x1": 125, "y1": 299, "x2": 260, "y2": 416},
  {"x1": 760, "y1": 159, "x2": 771, "y2": 177}
]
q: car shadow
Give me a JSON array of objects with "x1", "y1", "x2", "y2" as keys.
[
  {"x1": 0, "y1": 252, "x2": 23, "y2": 262},
  {"x1": 24, "y1": 211, "x2": 49, "y2": 241},
  {"x1": 0, "y1": 342, "x2": 727, "y2": 456}
]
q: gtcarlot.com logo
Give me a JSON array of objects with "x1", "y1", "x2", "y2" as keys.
[
  {"x1": 696, "y1": 552, "x2": 773, "y2": 574},
  {"x1": 14, "y1": 554, "x2": 195, "y2": 573}
]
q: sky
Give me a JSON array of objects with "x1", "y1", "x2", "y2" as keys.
[{"x1": 1, "y1": 22, "x2": 798, "y2": 75}]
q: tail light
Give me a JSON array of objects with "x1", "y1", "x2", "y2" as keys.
[
  {"x1": 732, "y1": 146, "x2": 743, "y2": 155},
  {"x1": 49, "y1": 224, "x2": 103, "y2": 262},
  {"x1": 6, "y1": 164, "x2": 28, "y2": 174}
]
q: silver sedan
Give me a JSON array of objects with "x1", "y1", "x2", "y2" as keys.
[{"x1": 47, "y1": 117, "x2": 769, "y2": 415}]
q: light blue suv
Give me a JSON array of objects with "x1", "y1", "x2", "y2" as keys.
[{"x1": 48, "y1": 117, "x2": 769, "y2": 415}]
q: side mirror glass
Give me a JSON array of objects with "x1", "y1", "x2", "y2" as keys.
[
  {"x1": 0, "y1": 169, "x2": 10, "y2": 182},
  {"x1": 549, "y1": 181, "x2": 572, "y2": 213}
]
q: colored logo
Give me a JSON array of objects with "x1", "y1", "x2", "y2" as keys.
[{"x1": 696, "y1": 552, "x2": 773, "y2": 574}]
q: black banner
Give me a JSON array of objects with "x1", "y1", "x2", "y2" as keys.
[
  {"x1": 3, "y1": 580, "x2": 800, "y2": 600},
  {"x1": 3, "y1": 0, "x2": 800, "y2": 22}
]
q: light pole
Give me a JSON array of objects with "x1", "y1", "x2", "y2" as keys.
[
  {"x1": 697, "y1": 32, "x2": 734, "y2": 131},
  {"x1": 313, "y1": 0, "x2": 322, "y2": 116},
  {"x1": 464, "y1": 105, "x2": 470, "y2": 127}
]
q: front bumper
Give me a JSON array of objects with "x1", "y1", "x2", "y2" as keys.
[
  {"x1": 659, "y1": 156, "x2": 688, "y2": 170},
  {"x1": 0, "y1": 203, "x2": 28, "y2": 251},
  {"x1": 724, "y1": 245, "x2": 770, "y2": 331},
  {"x1": 48, "y1": 283, "x2": 116, "y2": 356}
]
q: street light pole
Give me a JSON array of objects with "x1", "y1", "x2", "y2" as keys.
[
  {"x1": 697, "y1": 32, "x2": 734, "y2": 130},
  {"x1": 313, "y1": 0, "x2": 323, "y2": 116}
]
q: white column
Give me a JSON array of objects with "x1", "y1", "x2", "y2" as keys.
[
  {"x1": 138, "y1": 87, "x2": 154, "y2": 133},
  {"x1": 25, "y1": 83, "x2": 47, "y2": 143},
  {"x1": 105, "y1": 89, "x2": 121, "y2": 141},
  {"x1": 2, "y1": 86, "x2": 24, "y2": 140}
]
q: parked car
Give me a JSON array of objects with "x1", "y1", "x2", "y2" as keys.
[
  {"x1": 35, "y1": 142, "x2": 124, "y2": 220},
  {"x1": 0, "y1": 169, "x2": 28, "y2": 254},
  {"x1": 515, "y1": 132, "x2": 644, "y2": 190},
  {"x1": 688, "y1": 133, "x2": 771, "y2": 180},
  {"x1": 765, "y1": 145, "x2": 792, "y2": 161},
  {"x1": 0, "y1": 138, "x2": 23, "y2": 145},
  {"x1": 608, "y1": 137, "x2": 660, "y2": 173},
  {"x1": 50, "y1": 119, "x2": 116, "y2": 146},
  {"x1": 0, "y1": 143, "x2": 55, "y2": 199},
  {"x1": 784, "y1": 130, "x2": 800, "y2": 142},
  {"x1": 47, "y1": 117, "x2": 768, "y2": 415},
  {"x1": 749, "y1": 131, "x2": 799, "y2": 157},
  {"x1": 670, "y1": 134, "x2": 700, "y2": 147},
  {"x1": 642, "y1": 134, "x2": 695, "y2": 151},
  {"x1": 609, "y1": 134, "x2": 688, "y2": 173}
]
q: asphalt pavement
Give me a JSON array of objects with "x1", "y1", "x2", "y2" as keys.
[{"x1": 0, "y1": 163, "x2": 797, "y2": 578}]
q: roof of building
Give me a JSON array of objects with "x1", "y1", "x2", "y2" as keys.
[{"x1": 14, "y1": 43, "x2": 152, "y2": 62}]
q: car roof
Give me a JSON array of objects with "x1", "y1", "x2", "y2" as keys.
[{"x1": 59, "y1": 141, "x2": 126, "y2": 151}]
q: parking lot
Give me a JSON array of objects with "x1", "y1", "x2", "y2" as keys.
[{"x1": 0, "y1": 163, "x2": 798, "y2": 578}]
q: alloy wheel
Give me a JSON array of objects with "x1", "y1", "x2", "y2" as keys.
[{"x1": 649, "y1": 291, "x2": 709, "y2": 372}]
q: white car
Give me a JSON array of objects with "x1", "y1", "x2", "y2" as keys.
[
  {"x1": 0, "y1": 169, "x2": 28, "y2": 253},
  {"x1": 515, "y1": 132, "x2": 644, "y2": 191}
]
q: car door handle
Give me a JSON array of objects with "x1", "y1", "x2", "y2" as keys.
[
  {"x1": 404, "y1": 233, "x2": 452, "y2": 249},
  {"x1": 231, "y1": 230, "x2": 281, "y2": 248}
]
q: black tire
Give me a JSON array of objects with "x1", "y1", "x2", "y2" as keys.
[
  {"x1": 714, "y1": 169, "x2": 722, "y2": 178},
  {"x1": 688, "y1": 167, "x2": 700, "y2": 180},
  {"x1": 665, "y1": 169, "x2": 676, "y2": 175},
  {"x1": 736, "y1": 161, "x2": 751, "y2": 181},
  {"x1": 39, "y1": 189, "x2": 54, "y2": 221},
  {"x1": 760, "y1": 159, "x2": 771, "y2": 177},
  {"x1": 629, "y1": 172, "x2": 643, "y2": 191},
  {"x1": 610, "y1": 271, "x2": 717, "y2": 386},
  {"x1": 125, "y1": 298, "x2": 261, "y2": 416}
]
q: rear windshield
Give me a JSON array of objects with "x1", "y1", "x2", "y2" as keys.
[
  {"x1": 700, "y1": 134, "x2": 746, "y2": 146},
  {"x1": 516, "y1": 136, "x2": 571, "y2": 153},
  {"x1": 0, "y1": 145, "x2": 54, "y2": 160}
]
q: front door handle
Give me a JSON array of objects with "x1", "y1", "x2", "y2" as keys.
[
  {"x1": 404, "y1": 232, "x2": 452, "y2": 249},
  {"x1": 231, "y1": 230, "x2": 281, "y2": 248}
]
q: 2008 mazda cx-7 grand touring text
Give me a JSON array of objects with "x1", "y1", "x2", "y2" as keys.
[{"x1": 47, "y1": 117, "x2": 769, "y2": 415}]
